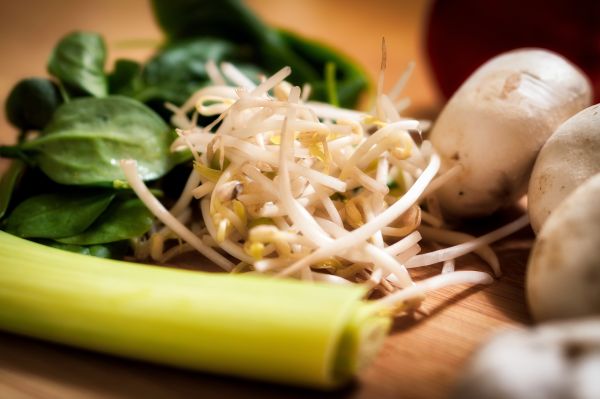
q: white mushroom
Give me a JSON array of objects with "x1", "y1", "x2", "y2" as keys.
[
  {"x1": 453, "y1": 318, "x2": 600, "y2": 399},
  {"x1": 429, "y1": 48, "x2": 592, "y2": 219},
  {"x1": 527, "y1": 173, "x2": 600, "y2": 322},
  {"x1": 528, "y1": 103, "x2": 600, "y2": 233}
]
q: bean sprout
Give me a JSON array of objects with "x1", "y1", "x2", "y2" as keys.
[{"x1": 122, "y1": 63, "x2": 529, "y2": 314}]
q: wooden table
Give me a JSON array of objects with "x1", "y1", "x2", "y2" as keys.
[{"x1": 0, "y1": 1, "x2": 533, "y2": 398}]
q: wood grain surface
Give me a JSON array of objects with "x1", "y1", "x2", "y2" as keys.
[{"x1": 0, "y1": 1, "x2": 534, "y2": 398}]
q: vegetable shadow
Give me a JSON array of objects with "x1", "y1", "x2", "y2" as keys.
[
  {"x1": 389, "y1": 202, "x2": 534, "y2": 333},
  {"x1": 0, "y1": 332, "x2": 365, "y2": 399},
  {"x1": 475, "y1": 204, "x2": 534, "y2": 325},
  {"x1": 389, "y1": 284, "x2": 488, "y2": 333},
  {"x1": 452, "y1": 202, "x2": 533, "y2": 324}
]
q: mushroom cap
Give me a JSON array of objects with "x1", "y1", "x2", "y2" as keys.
[
  {"x1": 527, "y1": 173, "x2": 600, "y2": 322},
  {"x1": 453, "y1": 318, "x2": 600, "y2": 399},
  {"x1": 430, "y1": 48, "x2": 592, "y2": 218},
  {"x1": 528, "y1": 104, "x2": 600, "y2": 233}
]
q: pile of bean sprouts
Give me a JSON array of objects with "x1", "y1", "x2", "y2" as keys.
[{"x1": 120, "y1": 60, "x2": 529, "y2": 313}]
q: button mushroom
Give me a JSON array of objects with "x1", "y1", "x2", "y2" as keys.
[
  {"x1": 429, "y1": 48, "x2": 592, "y2": 219},
  {"x1": 528, "y1": 104, "x2": 600, "y2": 234},
  {"x1": 453, "y1": 318, "x2": 600, "y2": 399},
  {"x1": 527, "y1": 173, "x2": 600, "y2": 322}
]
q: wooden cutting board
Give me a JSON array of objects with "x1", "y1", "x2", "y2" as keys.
[{"x1": 0, "y1": 1, "x2": 534, "y2": 398}]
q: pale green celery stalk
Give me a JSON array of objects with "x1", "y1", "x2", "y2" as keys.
[{"x1": 0, "y1": 231, "x2": 390, "y2": 389}]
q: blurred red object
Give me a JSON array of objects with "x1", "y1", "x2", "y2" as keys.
[{"x1": 425, "y1": 0, "x2": 600, "y2": 102}]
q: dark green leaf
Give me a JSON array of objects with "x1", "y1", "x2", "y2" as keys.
[
  {"x1": 1, "y1": 165, "x2": 62, "y2": 209},
  {"x1": 0, "y1": 160, "x2": 26, "y2": 219},
  {"x1": 58, "y1": 197, "x2": 153, "y2": 245},
  {"x1": 3, "y1": 191, "x2": 115, "y2": 239},
  {"x1": 139, "y1": 38, "x2": 246, "y2": 105},
  {"x1": 42, "y1": 240, "x2": 130, "y2": 259},
  {"x1": 5, "y1": 78, "x2": 62, "y2": 131},
  {"x1": 150, "y1": 0, "x2": 369, "y2": 108},
  {"x1": 19, "y1": 96, "x2": 181, "y2": 185},
  {"x1": 108, "y1": 59, "x2": 143, "y2": 96},
  {"x1": 152, "y1": 0, "x2": 265, "y2": 44},
  {"x1": 48, "y1": 31, "x2": 108, "y2": 98},
  {"x1": 150, "y1": 0, "x2": 318, "y2": 82},
  {"x1": 278, "y1": 30, "x2": 370, "y2": 108}
]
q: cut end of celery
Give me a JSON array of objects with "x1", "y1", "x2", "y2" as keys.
[{"x1": 331, "y1": 303, "x2": 391, "y2": 386}]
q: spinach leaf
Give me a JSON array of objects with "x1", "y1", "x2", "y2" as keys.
[
  {"x1": 4, "y1": 96, "x2": 182, "y2": 185},
  {"x1": 42, "y1": 240, "x2": 130, "y2": 259},
  {"x1": 152, "y1": 0, "x2": 262, "y2": 43},
  {"x1": 48, "y1": 31, "x2": 108, "y2": 98},
  {"x1": 137, "y1": 38, "x2": 247, "y2": 105},
  {"x1": 151, "y1": 0, "x2": 319, "y2": 83},
  {"x1": 108, "y1": 59, "x2": 143, "y2": 96},
  {"x1": 3, "y1": 191, "x2": 115, "y2": 239},
  {"x1": 5, "y1": 78, "x2": 62, "y2": 131},
  {"x1": 1, "y1": 165, "x2": 63, "y2": 210},
  {"x1": 0, "y1": 160, "x2": 26, "y2": 220},
  {"x1": 57, "y1": 197, "x2": 153, "y2": 245},
  {"x1": 149, "y1": 0, "x2": 369, "y2": 108}
]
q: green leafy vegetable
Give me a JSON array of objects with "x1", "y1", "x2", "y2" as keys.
[
  {"x1": 0, "y1": 161, "x2": 26, "y2": 219},
  {"x1": 0, "y1": 0, "x2": 371, "y2": 262},
  {"x1": 150, "y1": 0, "x2": 317, "y2": 81},
  {"x1": 5, "y1": 78, "x2": 62, "y2": 132},
  {"x1": 43, "y1": 240, "x2": 130, "y2": 259},
  {"x1": 58, "y1": 197, "x2": 153, "y2": 245},
  {"x1": 108, "y1": 59, "x2": 143, "y2": 96},
  {"x1": 279, "y1": 30, "x2": 370, "y2": 108},
  {"x1": 151, "y1": 0, "x2": 318, "y2": 82},
  {"x1": 0, "y1": 96, "x2": 182, "y2": 185},
  {"x1": 138, "y1": 38, "x2": 250, "y2": 105},
  {"x1": 152, "y1": 0, "x2": 261, "y2": 43},
  {"x1": 150, "y1": 0, "x2": 369, "y2": 108},
  {"x1": 108, "y1": 40, "x2": 259, "y2": 110},
  {"x1": 3, "y1": 191, "x2": 115, "y2": 239},
  {"x1": 48, "y1": 31, "x2": 108, "y2": 98}
]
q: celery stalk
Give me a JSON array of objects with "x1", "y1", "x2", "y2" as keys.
[{"x1": 0, "y1": 231, "x2": 390, "y2": 388}]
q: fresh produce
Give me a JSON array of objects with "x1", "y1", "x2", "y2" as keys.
[
  {"x1": 528, "y1": 104, "x2": 600, "y2": 233},
  {"x1": 0, "y1": 0, "x2": 551, "y2": 390},
  {"x1": 429, "y1": 48, "x2": 592, "y2": 218},
  {"x1": 5, "y1": 78, "x2": 62, "y2": 132},
  {"x1": 48, "y1": 31, "x2": 108, "y2": 98},
  {"x1": 0, "y1": 0, "x2": 492, "y2": 389},
  {"x1": 527, "y1": 173, "x2": 600, "y2": 322},
  {"x1": 0, "y1": 0, "x2": 525, "y2": 299},
  {"x1": 452, "y1": 317, "x2": 600, "y2": 399},
  {"x1": 1, "y1": 96, "x2": 183, "y2": 185},
  {"x1": 150, "y1": 0, "x2": 368, "y2": 106},
  {"x1": 0, "y1": 0, "x2": 538, "y2": 308},
  {"x1": 0, "y1": 160, "x2": 24, "y2": 219},
  {"x1": 0, "y1": 0, "x2": 370, "y2": 258},
  {"x1": 0, "y1": 230, "x2": 390, "y2": 389},
  {"x1": 120, "y1": 58, "x2": 532, "y2": 297}
]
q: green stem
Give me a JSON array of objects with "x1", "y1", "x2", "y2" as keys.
[
  {"x1": 325, "y1": 62, "x2": 340, "y2": 107},
  {"x1": 0, "y1": 145, "x2": 28, "y2": 160}
]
